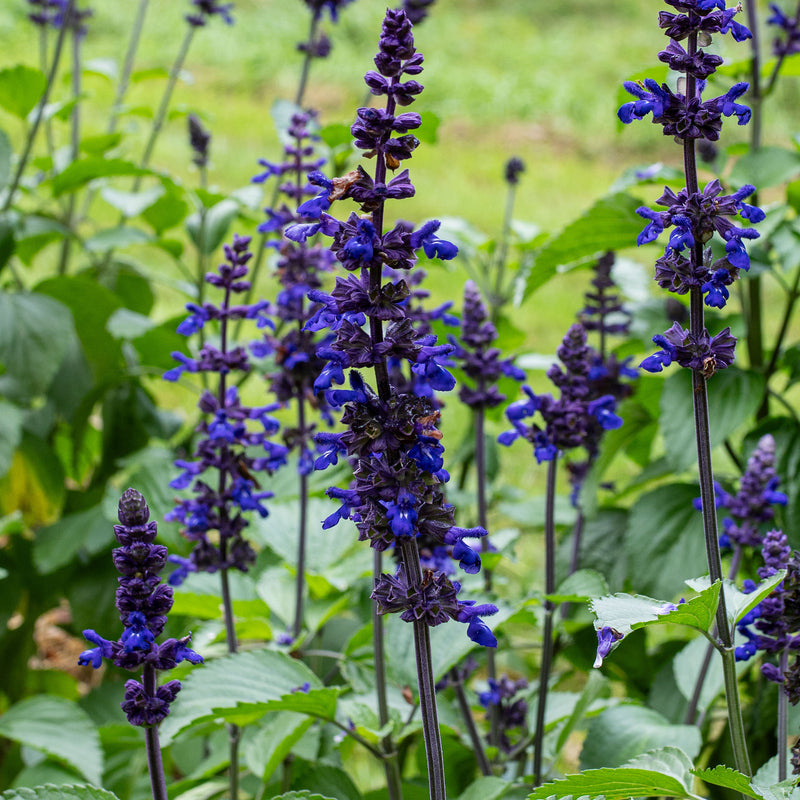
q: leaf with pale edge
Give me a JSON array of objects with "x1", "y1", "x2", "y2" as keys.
[
  {"x1": 0, "y1": 697, "x2": 102, "y2": 785},
  {"x1": 159, "y1": 649, "x2": 331, "y2": 743},
  {"x1": 0, "y1": 786, "x2": 120, "y2": 800},
  {"x1": 692, "y1": 766, "x2": 762, "y2": 799},
  {"x1": 685, "y1": 571, "x2": 785, "y2": 627},
  {"x1": 529, "y1": 746, "x2": 701, "y2": 800}
]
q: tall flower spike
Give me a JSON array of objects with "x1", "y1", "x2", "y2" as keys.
[
  {"x1": 292, "y1": 10, "x2": 496, "y2": 798},
  {"x1": 165, "y1": 235, "x2": 288, "y2": 584},
  {"x1": 186, "y1": 0, "x2": 234, "y2": 26},
  {"x1": 77, "y1": 489, "x2": 202, "y2": 726}
]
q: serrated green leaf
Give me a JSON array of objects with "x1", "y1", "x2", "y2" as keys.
[
  {"x1": 160, "y1": 649, "x2": 326, "y2": 743},
  {"x1": 685, "y1": 571, "x2": 785, "y2": 627},
  {"x1": 0, "y1": 65, "x2": 46, "y2": 119},
  {"x1": 1, "y1": 787, "x2": 120, "y2": 800},
  {"x1": 660, "y1": 368, "x2": 765, "y2": 472},
  {"x1": 270, "y1": 794, "x2": 336, "y2": 800},
  {"x1": 0, "y1": 697, "x2": 103, "y2": 784},
  {"x1": 34, "y1": 505, "x2": 111, "y2": 574},
  {"x1": 51, "y1": 158, "x2": 149, "y2": 197},
  {"x1": 693, "y1": 766, "x2": 762, "y2": 799},
  {"x1": 517, "y1": 193, "x2": 642, "y2": 301},
  {"x1": 292, "y1": 764, "x2": 361, "y2": 800}
]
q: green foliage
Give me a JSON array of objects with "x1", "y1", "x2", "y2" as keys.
[
  {"x1": 0, "y1": 788, "x2": 120, "y2": 800},
  {"x1": 0, "y1": 65, "x2": 46, "y2": 118}
]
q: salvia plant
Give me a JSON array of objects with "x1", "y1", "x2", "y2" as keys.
[{"x1": 6, "y1": 1, "x2": 800, "y2": 799}]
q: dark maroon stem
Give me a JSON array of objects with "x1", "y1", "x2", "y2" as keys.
[{"x1": 142, "y1": 665, "x2": 169, "y2": 800}]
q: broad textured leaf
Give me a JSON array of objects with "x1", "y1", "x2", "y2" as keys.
[
  {"x1": 0, "y1": 696, "x2": 103, "y2": 784},
  {"x1": 532, "y1": 745, "x2": 700, "y2": 800},
  {"x1": 0, "y1": 65, "x2": 46, "y2": 118},
  {"x1": 0, "y1": 292, "x2": 75, "y2": 398},
  {"x1": 100, "y1": 186, "x2": 164, "y2": 218},
  {"x1": 625, "y1": 484, "x2": 706, "y2": 598},
  {"x1": 171, "y1": 570, "x2": 268, "y2": 620},
  {"x1": 693, "y1": 766, "x2": 762, "y2": 799},
  {"x1": 1, "y1": 788, "x2": 120, "y2": 800},
  {"x1": 548, "y1": 569, "x2": 609, "y2": 602},
  {"x1": 51, "y1": 158, "x2": 149, "y2": 197},
  {"x1": 243, "y1": 712, "x2": 314, "y2": 782},
  {"x1": 34, "y1": 505, "x2": 111, "y2": 574},
  {"x1": 186, "y1": 199, "x2": 240, "y2": 255},
  {"x1": 685, "y1": 571, "x2": 785, "y2": 627},
  {"x1": 292, "y1": 764, "x2": 361, "y2": 800},
  {"x1": 660, "y1": 368, "x2": 765, "y2": 472},
  {"x1": 580, "y1": 707, "x2": 701, "y2": 769},
  {"x1": 160, "y1": 649, "x2": 325, "y2": 743},
  {"x1": 518, "y1": 192, "x2": 642, "y2": 300},
  {"x1": 729, "y1": 146, "x2": 800, "y2": 189}
]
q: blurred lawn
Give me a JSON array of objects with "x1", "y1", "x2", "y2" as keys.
[{"x1": 0, "y1": 0, "x2": 798, "y2": 505}]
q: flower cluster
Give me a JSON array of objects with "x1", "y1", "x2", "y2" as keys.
[
  {"x1": 619, "y1": 0, "x2": 763, "y2": 374},
  {"x1": 26, "y1": 0, "x2": 65, "y2": 28},
  {"x1": 695, "y1": 434, "x2": 788, "y2": 550},
  {"x1": 478, "y1": 675, "x2": 529, "y2": 752},
  {"x1": 188, "y1": 114, "x2": 211, "y2": 170},
  {"x1": 768, "y1": 3, "x2": 800, "y2": 57},
  {"x1": 77, "y1": 490, "x2": 202, "y2": 727},
  {"x1": 448, "y1": 280, "x2": 525, "y2": 411},
  {"x1": 499, "y1": 323, "x2": 624, "y2": 464},
  {"x1": 164, "y1": 235, "x2": 288, "y2": 584},
  {"x1": 735, "y1": 529, "x2": 798, "y2": 667},
  {"x1": 252, "y1": 111, "x2": 337, "y2": 473},
  {"x1": 289, "y1": 8, "x2": 498, "y2": 646},
  {"x1": 186, "y1": 0, "x2": 234, "y2": 27}
]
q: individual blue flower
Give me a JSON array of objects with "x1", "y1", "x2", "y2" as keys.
[
  {"x1": 78, "y1": 630, "x2": 114, "y2": 669},
  {"x1": 409, "y1": 220, "x2": 458, "y2": 260},
  {"x1": 587, "y1": 395, "x2": 624, "y2": 430},
  {"x1": 593, "y1": 626, "x2": 624, "y2": 668}
]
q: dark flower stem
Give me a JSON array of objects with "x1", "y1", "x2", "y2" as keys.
[
  {"x1": 401, "y1": 538, "x2": 446, "y2": 800},
  {"x1": 142, "y1": 664, "x2": 169, "y2": 800},
  {"x1": 779, "y1": 648, "x2": 789, "y2": 780},
  {"x1": 294, "y1": 388, "x2": 309, "y2": 640},
  {"x1": 764, "y1": 0, "x2": 800, "y2": 93},
  {"x1": 449, "y1": 667, "x2": 492, "y2": 776},
  {"x1": 1, "y1": 0, "x2": 73, "y2": 213},
  {"x1": 217, "y1": 284, "x2": 241, "y2": 800},
  {"x1": 57, "y1": 22, "x2": 82, "y2": 276},
  {"x1": 684, "y1": 31, "x2": 751, "y2": 778},
  {"x1": 475, "y1": 400, "x2": 499, "y2": 750},
  {"x1": 533, "y1": 457, "x2": 558, "y2": 786}
]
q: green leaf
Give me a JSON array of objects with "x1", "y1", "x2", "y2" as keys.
[
  {"x1": 243, "y1": 712, "x2": 315, "y2": 782},
  {"x1": 14, "y1": 216, "x2": 70, "y2": 265},
  {"x1": 590, "y1": 582, "x2": 719, "y2": 663},
  {"x1": 271, "y1": 794, "x2": 336, "y2": 800},
  {"x1": 581, "y1": 706, "x2": 702, "y2": 770},
  {"x1": 548, "y1": 569, "x2": 609, "y2": 602},
  {"x1": 292, "y1": 764, "x2": 361, "y2": 800},
  {"x1": 693, "y1": 766, "x2": 762, "y2": 799},
  {"x1": 555, "y1": 671, "x2": 608, "y2": 754},
  {"x1": 0, "y1": 128, "x2": 11, "y2": 190},
  {"x1": 34, "y1": 505, "x2": 111, "y2": 574},
  {"x1": 79, "y1": 133, "x2": 123, "y2": 155},
  {"x1": 100, "y1": 186, "x2": 165, "y2": 218},
  {"x1": 416, "y1": 111, "x2": 440, "y2": 144},
  {"x1": 1, "y1": 788, "x2": 120, "y2": 800},
  {"x1": 0, "y1": 399, "x2": 23, "y2": 479},
  {"x1": 106, "y1": 309, "x2": 153, "y2": 340},
  {"x1": 685, "y1": 571, "x2": 785, "y2": 627},
  {"x1": 673, "y1": 637, "x2": 723, "y2": 712},
  {"x1": 51, "y1": 158, "x2": 149, "y2": 197},
  {"x1": 625, "y1": 484, "x2": 706, "y2": 598},
  {"x1": 0, "y1": 696, "x2": 103, "y2": 784},
  {"x1": 729, "y1": 146, "x2": 800, "y2": 189},
  {"x1": 186, "y1": 199, "x2": 240, "y2": 255},
  {"x1": 0, "y1": 291, "x2": 76, "y2": 398},
  {"x1": 141, "y1": 189, "x2": 189, "y2": 234},
  {"x1": 0, "y1": 65, "x2": 46, "y2": 119},
  {"x1": 532, "y1": 747, "x2": 700, "y2": 800},
  {"x1": 159, "y1": 649, "x2": 328, "y2": 743},
  {"x1": 660, "y1": 368, "x2": 765, "y2": 472},
  {"x1": 84, "y1": 226, "x2": 152, "y2": 252},
  {"x1": 518, "y1": 193, "x2": 642, "y2": 300}
]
